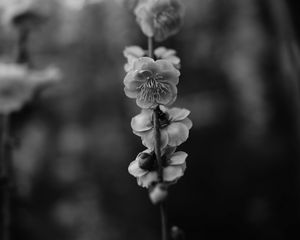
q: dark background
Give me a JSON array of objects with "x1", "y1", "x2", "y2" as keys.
[{"x1": 0, "y1": 0, "x2": 300, "y2": 239}]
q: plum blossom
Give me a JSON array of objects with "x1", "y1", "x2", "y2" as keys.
[
  {"x1": 123, "y1": 46, "x2": 145, "y2": 72},
  {"x1": 0, "y1": 62, "x2": 61, "y2": 114},
  {"x1": 128, "y1": 147, "x2": 187, "y2": 188},
  {"x1": 134, "y1": 0, "x2": 185, "y2": 41},
  {"x1": 124, "y1": 57, "x2": 179, "y2": 108},
  {"x1": 149, "y1": 183, "x2": 168, "y2": 204},
  {"x1": 131, "y1": 105, "x2": 192, "y2": 149}
]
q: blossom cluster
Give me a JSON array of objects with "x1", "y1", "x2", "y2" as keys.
[{"x1": 123, "y1": 0, "x2": 190, "y2": 203}]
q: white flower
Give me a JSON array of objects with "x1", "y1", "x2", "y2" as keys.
[
  {"x1": 128, "y1": 147, "x2": 187, "y2": 188},
  {"x1": 0, "y1": 62, "x2": 61, "y2": 113},
  {"x1": 123, "y1": 46, "x2": 145, "y2": 72},
  {"x1": 134, "y1": 0, "x2": 185, "y2": 41}
]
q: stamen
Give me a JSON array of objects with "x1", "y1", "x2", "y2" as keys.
[{"x1": 137, "y1": 74, "x2": 169, "y2": 105}]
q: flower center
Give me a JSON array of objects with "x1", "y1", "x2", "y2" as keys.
[
  {"x1": 157, "y1": 108, "x2": 170, "y2": 128},
  {"x1": 138, "y1": 73, "x2": 169, "y2": 105}
]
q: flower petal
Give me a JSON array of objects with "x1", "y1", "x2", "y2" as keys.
[
  {"x1": 165, "y1": 56, "x2": 180, "y2": 67},
  {"x1": 136, "y1": 96, "x2": 157, "y2": 109},
  {"x1": 137, "y1": 171, "x2": 158, "y2": 188},
  {"x1": 154, "y1": 47, "x2": 166, "y2": 58},
  {"x1": 128, "y1": 159, "x2": 148, "y2": 177},
  {"x1": 166, "y1": 122, "x2": 189, "y2": 147},
  {"x1": 163, "y1": 165, "x2": 185, "y2": 182},
  {"x1": 124, "y1": 71, "x2": 144, "y2": 89},
  {"x1": 162, "y1": 146, "x2": 177, "y2": 158},
  {"x1": 181, "y1": 117, "x2": 193, "y2": 130},
  {"x1": 123, "y1": 46, "x2": 145, "y2": 58},
  {"x1": 154, "y1": 47, "x2": 176, "y2": 59},
  {"x1": 156, "y1": 83, "x2": 177, "y2": 107},
  {"x1": 158, "y1": 71, "x2": 179, "y2": 85},
  {"x1": 124, "y1": 87, "x2": 138, "y2": 98},
  {"x1": 131, "y1": 110, "x2": 153, "y2": 132},
  {"x1": 169, "y1": 151, "x2": 187, "y2": 165},
  {"x1": 156, "y1": 59, "x2": 180, "y2": 77},
  {"x1": 162, "y1": 49, "x2": 177, "y2": 58},
  {"x1": 140, "y1": 128, "x2": 168, "y2": 150},
  {"x1": 167, "y1": 107, "x2": 190, "y2": 121},
  {"x1": 132, "y1": 57, "x2": 156, "y2": 71},
  {"x1": 135, "y1": 6, "x2": 155, "y2": 37}
]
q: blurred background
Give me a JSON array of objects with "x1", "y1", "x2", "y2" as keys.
[{"x1": 0, "y1": 0, "x2": 300, "y2": 239}]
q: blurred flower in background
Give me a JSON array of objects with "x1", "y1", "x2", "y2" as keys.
[
  {"x1": 134, "y1": 0, "x2": 185, "y2": 41},
  {"x1": 0, "y1": 62, "x2": 61, "y2": 113}
]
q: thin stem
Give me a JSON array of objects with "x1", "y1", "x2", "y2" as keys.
[
  {"x1": 148, "y1": 36, "x2": 168, "y2": 240},
  {"x1": 153, "y1": 106, "x2": 168, "y2": 240},
  {"x1": 148, "y1": 37, "x2": 154, "y2": 58},
  {"x1": 160, "y1": 203, "x2": 168, "y2": 240},
  {"x1": 153, "y1": 107, "x2": 163, "y2": 182},
  {"x1": 0, "y1": 115, "x2": 11, "y2": 240},
  {"x1": 16, "y1": 27, "x2": 31, "y2": 66}
]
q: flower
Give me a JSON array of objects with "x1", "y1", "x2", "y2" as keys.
[
  {"x1": 128, "y1": 147, "x2": 187, "y2": 188},
  {"x1": 149, "y1": 183, "x2": 168, "y2": 204},
  {"x1": 123, "y1": 46, "x2": 145, "y2": 72},
  {"x1": 124, "y1": 57, "x2": 180, "y2": 108},
  {"x1": 123, "y1": 45, "x2": 180, "y2": 72},
  {"x1": 171, "y1": 226, "x2": 185, "y2": 240},
  {"x1": 154, "y1": 46, "x2": 180, "y2": 69},
  {"x1": 134, "y1": 0, "x2": 185, "y2": 41},
  {"x1": 131, "y1": 105, "x2": 192, "y2": 149},
  {"x1": 29, "y1": 65, "x2": 62, "y2": 88},
  {"x1": 0, "y1": 62, "x2": 61, "y2": 114}
]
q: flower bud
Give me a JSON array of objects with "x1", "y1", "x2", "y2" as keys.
[
  {"x1": 149, "y1": 183, "x2": 168, "y2": 204},
  {"x1": 170, "y1": 226, "x2": 185, "y2": 240},
  {"x1": 138, "y1": 151, "x2": 155, "y2": 170}
]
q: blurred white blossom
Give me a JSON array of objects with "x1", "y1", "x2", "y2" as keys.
[
  {"x1": 134, "y1": 0, "x2": 185, "y2": 41},
  {"x1": 0, "y1": 62, "x2": 62, "y2": 113}
]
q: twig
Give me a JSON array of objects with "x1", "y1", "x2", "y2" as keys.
[
  {"x1": 0, "y1": 115, "x2": 11, "y2": 240},
  {"x1": 149, "y1": 37, "x2": 169, "y2": 240}
]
